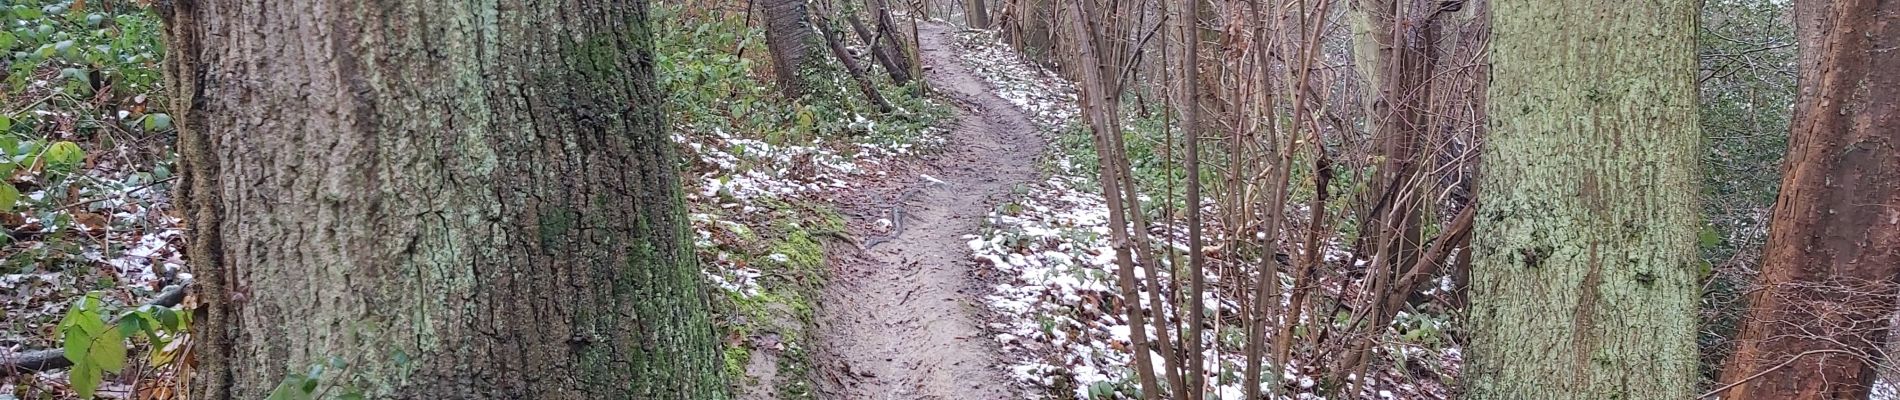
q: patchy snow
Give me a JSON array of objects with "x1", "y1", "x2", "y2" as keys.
[
  {"x1": 955, "y1": 29, "x2": 1459, "y2": 400},
  {"x1": 676, "y1": 116, "x2": 946, "y2": 299}
]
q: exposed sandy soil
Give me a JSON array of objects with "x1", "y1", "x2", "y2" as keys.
[{"x1": 813, "y1": 22, "x2": 1045, "y2": 400}]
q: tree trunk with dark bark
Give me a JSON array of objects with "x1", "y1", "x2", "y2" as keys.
[
  {"x1": 873, "y1": 0, "x2": 920, "y2": 83},
  {"x1": 1466, "y1": 0, "x2": 1702, "y2": 398},
  {"x1": 1714, "y1": 0, "x2": 1900, "y2": 398},
  {"x1": 160, "y1": 1, "x2": 726, "y2": 398},
  {"x1": 764, "y1": 0, "x2": 824, "y2": 96}
]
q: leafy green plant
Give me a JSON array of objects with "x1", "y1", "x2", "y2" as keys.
[
  {"x1": 56, "y1": 292, "x2": 190, "y2": 399},
  {"x1": 652, "y1": 3, "x2": 946, "y2": 149}
]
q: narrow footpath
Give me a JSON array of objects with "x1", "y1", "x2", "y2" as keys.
[{"x1": 814, "y1": 22, "x2": 1045, "y2": 400}]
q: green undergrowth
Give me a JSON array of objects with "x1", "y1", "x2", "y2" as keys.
[
  {"x1": 703, "y1": 199, "x2": 843, "y2": 400},
  {"x1": 654, "y1": 3, "x2": 948, "y2": 151},
  {"x1": 1, "y1": 2, "x2": 185, "y2": 398}
]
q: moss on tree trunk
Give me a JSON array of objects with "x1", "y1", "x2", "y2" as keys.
[
  {"x1": 161, "y1": 1, "x2": 726, "y2": 398},
  {"x1": 1466, "y1": 0, "x2": 1702, "y2": 398}
]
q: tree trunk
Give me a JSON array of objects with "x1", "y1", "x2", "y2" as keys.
[
  {"x1": 875, "y1": 0, "x2": 922, "y2": 84},
  {"x1": 1065, "y1": 2, "x2": 1163, "y2": 397},
  {"x1": 1171, "y1": 0, "x2": 1208, "y2": 396},
  {"x1": 764, "y1": 0, "x2": 824, "y2": 97},
  {"x1": 1466, "y1": 0, "x2": 1702, "y2": 398},
  {"x1": 1714, "y1": 0, "x2": 1900, "y2": 398},
  {"x1": 1000, "y1": 0, "x2": 1056, "y2": 66},
  {"x1": 966, "y1": 0, "x2": 991, "y2": 28},
  {"x1": 812, "y1": 2, "x2": 895, "y2": 113},
  {"x1": 1334, "y1": 0, "x2": 1443, "y2": 378},
  {"x1": 846, "y1": 3, "x2": 914, "y2": 85},
  {"x1": 160, "y1": 1, "x2": 726, "y2": 398}
]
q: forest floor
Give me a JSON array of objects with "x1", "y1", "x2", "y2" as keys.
[{"x1": 813, "y1": 22, "x2": 1042, "y2": 399}]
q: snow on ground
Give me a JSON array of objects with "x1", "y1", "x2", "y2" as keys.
[
  {"x1": 2, "y1": 163, "x2": 186, "y2": 350},
  {"x1": 951, "y1": 32, "x2": 1079, "y2": 130},
  {"x1": 954, "y1": 30, "x2": 1458, "y2": 399},
  {"x1": 676, "y1": 118, "x2": 945, "y2": 298}
]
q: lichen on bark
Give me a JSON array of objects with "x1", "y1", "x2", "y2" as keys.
[
  {"x1": 162, "y1": 0, "x2": 728, "y2": 398},
  {"x1": 1466, "y1": 0, "x2": 1703, "y2": 398}
]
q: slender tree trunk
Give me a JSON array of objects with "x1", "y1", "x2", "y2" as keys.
[
  {"x1": 161, "y1": 1, "x2": 725, "y2": 398},
  {"x1": 1172, "y1": 0, "x2": 1208, "y2": 396},
  {"x1": 812, "y1": 3, "x2": 895, "y2": 113},
  {"x1": 1466, "y1": 0, "x2": 1702, "y2": 398},
  {"x1": 1335, "y1": 0, "x2": 1446, "y2": 377},
  {"x1": 1714, "y1": 0, "x2": 1900, "y2": 398},
  {"x1": 1066, "y1": 2, "x2": 1162, "y2": 397},
  {"x1": 764, "y1": 0, "x2": 824, "y2": 96},
  {"x1": 847, "y1": 4, "x2": 914, "y2": 85}
]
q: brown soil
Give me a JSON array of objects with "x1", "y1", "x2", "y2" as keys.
[{"x1": 813, "y1": 22, "x2": 1045, "y2": 400}]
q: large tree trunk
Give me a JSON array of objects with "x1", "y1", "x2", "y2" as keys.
[
  {"x1": 965, "y1": 0, "x2": 991, "y2": 28},
  {"x1": 1714, "y1": 0, "x2": 1900, "y2": 398},
  {"x1": 764, "y1": 0, "x2": 824, "y2": 96},
  {"x1": 1465, "y1": 0, "x2": 1702, "y2": 398},
  {"x1": 160, "y1": 1, "x2": 726, "y2": 398}
]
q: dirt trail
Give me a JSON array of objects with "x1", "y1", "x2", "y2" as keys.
[{"x1": 815, "y1": 23, "x2": 1043, "y2": 399}]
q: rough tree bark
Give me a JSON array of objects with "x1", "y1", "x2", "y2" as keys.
[
  {"x1": 764, "y1": 0, "x2": 824, "y2": 96},
  {"x1": 160, "y1": 1, "x2": 725, "y2": 398},
  {"x1": 1714, "y1": 0, "x2": 1900, "y2": 398},
  {"x1": 871, "y1": 0, "x2": 919, "y2": 84},
  {"x1": 1466, "y1": 0, "x2": 1702, "y2": 398}
]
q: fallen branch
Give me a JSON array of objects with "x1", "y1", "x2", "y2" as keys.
[{"x1": 0, "y1": 279, "x2": 191, "y2": 377}]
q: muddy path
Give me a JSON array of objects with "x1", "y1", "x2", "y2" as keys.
[{"x1": 813, "y1": 22, "x2": 1044, "y2": 400}]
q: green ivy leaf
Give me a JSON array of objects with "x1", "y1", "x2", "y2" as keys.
[
  {"x1": 149, "y1": 306, "x2": 182, "y2": 330},
  {"x1": 89, "y1": 327, "x2": 125, "y2": 373},
  {"x1": 70, "y1": 364, "x2": 100, "y2": 399},
  {"x1": 14, "y1": 5, "x2": 42, "y2": 19},
  {"x1": 45, "y1": 140, "x2": 84, "y2": 169},
  {"x1": 63, "y1": 295, "x2": 107, "y2": 335},
  {"x1": 0, "y1": 183, "x2": 18, "y2": 212},
  {"x1": 117, "y1": 315, "x2": 144, "y2": 340},
  {"x1": 142, "y1": 113, "x2": 171, "y2": 131},
  {"x1": 61, "y1": 328, "x2": 91, "y2": 365},
  {"x1": 1087, "y1": 381, "x2": 1116, "y2": 399},
  {"x1": 264, "y1": 373, "x2": 316, "y2": 400}
]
